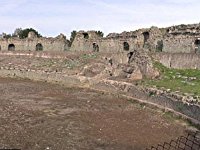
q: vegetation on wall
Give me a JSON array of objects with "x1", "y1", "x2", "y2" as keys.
[
  {"x1": 95, "y1": 31, "x2": 104, "y2": 37},
  {"x1": 2, "y1": 34, "x2": 12, "y2": 39},
  {"x1": 69, "y1": 30, "x2": 77, "y2": 46},
  {"x1": 14, "y1": 28, "x2": 42, "y2": 39},
  {"x1": 2, "y1": 28, "x2": 42, "y2": 39}
]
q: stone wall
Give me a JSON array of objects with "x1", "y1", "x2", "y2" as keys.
[
  {"x1": 155, "y1": 53, "x2": 200, "y2": 69},
  {"x1": 0, "y1": 33, "x2": 70, "y2": 52},
  {"x1": 70, "y1": 23, "x2": 200, "y2": 54},
  {"x1": 1, "y1": 23, "x2": 200, "y2": 54},
  {"x1": 163, "y1": 35, "x2": 196, "y2": 53},
  {"x1": 70, "y1": 27, "x2": 163, "y2": 53}
]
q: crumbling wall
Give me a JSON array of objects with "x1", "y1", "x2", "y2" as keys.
[
  {"x1": 2, "y1": 23, "x2": 200, "y2": 54},
  {"x1": 0, "y1": 33, "x2": 70, "y2": 52},
  {"x1": 154, "y1": 53, "x2": 200, "y2": 69},
  {"x1": 163, "y1": 36, "x2": 195, "y2": 53},
  {"x1": 162, "y1": 23, "x2": 200, "y2": 53},
  {"x1": 70, "y1": 27, "x2": 163, "y2": 53},
  {"x1": 70, "y1": 31, "x2": 101, "y2": 51}
]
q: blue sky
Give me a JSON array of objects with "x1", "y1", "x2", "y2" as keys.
[{"x1": 0, "y1": 0, "x2": 199, "y2": 38}]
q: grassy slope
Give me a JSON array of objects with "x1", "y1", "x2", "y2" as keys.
[{"x1": 143, "y1": 62, "x2": 200, "y2": 96}]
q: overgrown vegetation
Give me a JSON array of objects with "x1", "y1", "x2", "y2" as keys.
[
  {"x1": 14, "y1": 28, "x2": 42, "y2": 39},
  {"x1": 64, "y1": 59, "x2": 80, "y2": 69},
  {"x1": 69, "y1": 30, "x2": 77, "y2": 46},
  {"x1": 143, "y1": 61, "x2": 200, "y2": 96},
  {"x1": 95, "y1": 31, "x2": 104, "y2": 37},
  {"x1": 2, "y1": 28, "x2": 42, "y2": 39},
  {"x1": 80, "y1": 53, "x2": 98, "y2": 59}
]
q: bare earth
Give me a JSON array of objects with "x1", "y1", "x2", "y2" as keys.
[{"x1": 0, "y1": 78, "x2": 187, "y2": 150}]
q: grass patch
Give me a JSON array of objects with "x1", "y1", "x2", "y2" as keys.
[
  {"x1": 81, "y1": 53, "x2": 98, "y2": 60},
  {"x1": 64, "y1": 59, "x2": 80, "y2": 69},
  {"x1": 143, "y1": 62, "x2": 200, "y2": 97}
]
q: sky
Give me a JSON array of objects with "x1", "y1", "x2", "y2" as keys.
[{"x1": 0, "y1": 0, "x2": 199, "y2": 38}]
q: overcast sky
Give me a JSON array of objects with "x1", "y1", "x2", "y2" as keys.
[{"x1": 0, "y1": 0, "x2": 199, "y2": 37}]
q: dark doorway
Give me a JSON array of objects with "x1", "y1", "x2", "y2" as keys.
[
  {"x1": 0, "y1": 45, "x2": 1, "y2": 51},
  {"x1": 8, "y1": 44, "x2": 15, "y2": 51},
  {"x1": 36, "y1": 43, "x2": 43, "y2": 51},
  {"x1": 127, "y1": 52, "x2": 134, "y2": 63},
  {"x1": 143, "y1": 32, "x2": 150, "y2": 48},
  {"x1": 143, "y1": 32, "x2": 149, "y2": 43},
  {"x1": 93, "y1": 43, "x2": 99, "y2": 52},
  {"x1": 195, "y1": 39, "x2": 200, "y2": 53},
  {"x1": 156, "y1": 40, "x2": 163, "y2": 52},
  {"x1": 83, "y1": 33, "x2": 89, "y2": 39},
  {"x1": 123, "y1": 42, "x2": 130, "y2": 51}
]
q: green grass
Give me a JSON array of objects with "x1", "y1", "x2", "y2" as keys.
[
  {"x1": 80, "y1": 53, "x2": 98, "y2": 60},
  {"x1": 64, "y1": 59, "x2": 80, "y2": 69},
  {"x1": 143, "y1": 62, "x2": 200, "y2": 97}
]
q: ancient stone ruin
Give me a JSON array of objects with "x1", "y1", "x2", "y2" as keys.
[
  {"x1": 70, "y1": 23, "x2": 200, "y2": 53},
  {"x1": 0, "y1": 23, "x2": 200, "y2": 149},
  {"x1": 0, "y1": 32, "x2": 70, "y2": 51},
  {"x1": 1, "y1": 23, "x2": 200, "y2": 53}
]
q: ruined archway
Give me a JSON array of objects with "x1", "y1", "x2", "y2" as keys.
[
  {"x1": 83, "y1": 33, "x2": 89, "y2": 39},
  {"x1": 8, "y1": 44, "x2": 15, "y2": 51},
  {"x1": 123, "y1": 42, "x2": 130, "y2": 51},
  {"x1": 143, "y1": 32, "x2": 150, "y2": 43},
  {"x1": 93, "y1": 43, "x2": 99, "y2": 52},
  {"x1": 36, "y1": 43, "x2": 43, "y2": 51},
  {"x1": 143, "y1": 32, "x2": 150, "y2": 48},
  {"x1": 194, "y1": 39, "x2": 200, "y2": 53}
]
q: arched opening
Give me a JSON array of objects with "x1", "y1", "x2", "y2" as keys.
[
  {"x1": 0, "y1": 45, "x2": 1, "y2": 51},
  {"x1": 143, "y1": 32, "x2": 150, "y2": 43},
  {"x1": 195, "y1": 39, "x2": 200, "y2": 53},
  {"x1": 127, "y1": 52, "x2": 134, "y2": 63},
  {"x1": 93, "y1": 43, "x2": 99, "y2": 52},
  {"x1": 83, "y1": 33, "x2": 89, "y2": 39},
  {"x1": 123, "y1": 42, "x2": 130, "y2": 51},
  {"x1": 156, "y1": 40, "x2": 163, "y2": 52},
  {"x1": 8, "y1": 44, "x2": 15, "y2": 51},
  {"x1": 143, "y1": 32, "x2": 150, "y2": 48},
  {"x1": 36, "y1": 43, "x2": 43, "y2": 51}
]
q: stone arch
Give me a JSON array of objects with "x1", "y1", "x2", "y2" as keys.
[
  {"x1": 83, "y1": 33, "x2": 89, "y2": 39},
  {"x1": 194, "y1": 39, "x2": 200, "y2": 53},
  {"x1": 123, "y1": 42, "x2": 130, "y2": 51},
  {"x1": 143, "y1": 32, "x2": 150, "y2": 48},
  {"x1": 8, "y1": 44, "x2": 15, "y2": 51},
  {"x1": 36, "y1": 43, "x2": 43, "y2": 51},
  {"x1": 93, "y1": 43, "x2": 99, "y2": 52}
]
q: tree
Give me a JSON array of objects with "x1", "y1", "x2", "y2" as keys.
[
  {"x1": 3, "y1": 34, "x2": 12, "y2": 39},
  {"x1": 13, "y1": 28, "x2": 22, "y2": 37},
  {"x1": 2, "y1": 32, "x2": 12, "y2": 39},
  {"x1": 69, "y1": 30, "x2": 77, "y2": 46},
  {"x1": 17, "y1": 28, "x2": 42, "y2": 39},
  {"x1": 95, "y1": 31, "x2": 104, "y2": 37}
]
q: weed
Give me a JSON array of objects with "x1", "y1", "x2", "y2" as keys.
[{"x1": 143, "y1": 62, "x2": 200, "y2": 99}]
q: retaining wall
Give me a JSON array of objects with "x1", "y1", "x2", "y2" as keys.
[{"x1": 154, "y1": 53, "x2": 200, "y2": 69}]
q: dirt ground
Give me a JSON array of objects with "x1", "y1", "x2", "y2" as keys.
[{"x1": 0, "y1": 77, "x2": 188, "y2": 150}]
